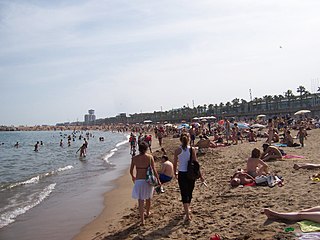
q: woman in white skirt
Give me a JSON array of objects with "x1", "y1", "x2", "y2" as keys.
[{"x1": 130, "y1": 141, "x2": 160, "y2": 225}]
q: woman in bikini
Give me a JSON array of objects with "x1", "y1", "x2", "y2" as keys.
[{"x1": 130, "y1": 141, "x2": 160, "y2": 225}]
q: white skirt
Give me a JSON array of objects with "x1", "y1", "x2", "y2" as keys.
[{"x1": 132, "y1": 179, "x2": 154, "y2": 200}]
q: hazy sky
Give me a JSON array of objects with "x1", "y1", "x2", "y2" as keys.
[{"x1": 1, "y1": 0, "x2": 320, "y2": 126}]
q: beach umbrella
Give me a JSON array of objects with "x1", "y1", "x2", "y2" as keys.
[
  {"x1": 294, "y1": 110, "x2": 311, "y2": 115},
  {"x1": 207, "y1": 116, "x2": 216, "y2": 120},
  {"x1": 164, "y1": 123, "x2": 173, "y2": 127},
  {"x1": 143, "y1": 120, "x2": 152, "y2": 123},
  {"x1": 232, "y1": 122, "x2": 250, "y2": 129},
  {"x1": 250, "y1": 123, "x2": 266, "y2": 129},
  {"x1": 257, "y1": 114, "x2": 266, "y2": 118},
  {"x1": 192, "y1": 117, "x2": 199, "y2": 120},
  {"x1": 192, "y1": 122, "x2": 200, "y2": 127},
  {"x1": 177, "y1": 123, "x2": 190, "y2": 129}
]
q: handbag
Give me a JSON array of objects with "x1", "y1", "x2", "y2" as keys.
[
  {"x1": 187, "y1": 147, "x2": 201, "y2": 180},
  {"x1": 146, "y1": 158, "x2": 158, "y2": 186}
]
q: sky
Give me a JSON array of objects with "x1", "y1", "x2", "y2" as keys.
[{"x1": 1, "y1": 0, "x2": 320, "y2": 126}]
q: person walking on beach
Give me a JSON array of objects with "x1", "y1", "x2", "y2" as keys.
[
  {"x1": 224, "y1": 118, "x2": 231, "y2": 144},
  {"x1": 173, "y1": 133, "x2": 204, "y2": 221},
  {"x1": 157, "y1": 128, "x2": 164, "y2": 147},
  {"x1": 297, "y1": 126, "x2": 307, "y2": 147},
  {"x1": 267, "y1": 118, "x2": 274, "y2": 145},
  {"x1": 130, "y1": 141, "x2": 160, "y2": 226}
]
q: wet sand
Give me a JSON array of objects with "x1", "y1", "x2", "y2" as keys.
[{"x1": 74, "y1": 129, "x2": 320, "y2": 240}]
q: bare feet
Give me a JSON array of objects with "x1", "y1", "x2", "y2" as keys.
[
  {"x1": 144, "y1": 211, "x2": 152, "y2": 218},
  {"x1": 264, "y1": 208, "x2": 279, "y2": 220},
  {"x1": 293, "y1": 164, "x2": 300, "y2": 170}
]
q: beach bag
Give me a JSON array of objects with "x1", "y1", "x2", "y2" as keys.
[
  {"x1": 254, "y1": 175, "x2": 268, "y2": 186},
  {"x1": 187, "y1": 147, "x2": 201, "y2": 180},
  {"x1": 146, "y1": 158, "x2": 158, "y2": 186}
]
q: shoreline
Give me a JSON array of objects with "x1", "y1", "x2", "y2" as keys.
[{"x1": 72, "y1": 168, "x2": 135, "y2": 240}]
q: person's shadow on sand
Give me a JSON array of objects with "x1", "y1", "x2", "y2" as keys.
[{"x1": 102, "y1": 214, "x2": 185, "y2": 240}]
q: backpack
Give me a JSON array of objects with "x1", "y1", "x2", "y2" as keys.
[{"x1": 187, "y1": 147, "x2": 201, "y2": 180}]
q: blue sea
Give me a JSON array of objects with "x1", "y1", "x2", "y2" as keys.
[{"x1": 0, "y1": 130, "x2": 130, "y2": 240}]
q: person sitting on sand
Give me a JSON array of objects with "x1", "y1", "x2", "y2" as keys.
[
  {"x1": 293, "y1": 163, "x2": 320, "y2": 170},
  {"x1": 247, "y1": 148, "x2": 269, "y2": 177},
  {"x1": 285, "y1": 130, "x2": 300, "y2": 147},
  {"x1": 261, "y1": 144, "x2": 283, "y2": 161},
  {"x1": 159, "y1": 154, "x2": 174, "y2": 184},
  {"x1": 247, "y1": 129, "x2": 257, "y2": 142},
  {"x1": 155, "y1": 154, "x2": 174, "y2": 194},
  {"x1": 195, "y1": 135, "x2": 217, "y2": 148},
  {"x1": 264, "y1": 206, "x2": 320, "y2": 223},
  {"x1": 230, "y1": 169, "x2": 255, "y2": 187}
]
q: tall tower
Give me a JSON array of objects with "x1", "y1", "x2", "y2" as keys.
[{"x1": 84, "y1": 109, "x2": 96, "y2": 123}]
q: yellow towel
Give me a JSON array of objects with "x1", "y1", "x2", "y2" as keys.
[{"x1": 298, "y1": 220, "x2": 320, "y2": 232}]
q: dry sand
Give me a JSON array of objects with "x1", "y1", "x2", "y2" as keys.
[{"x1": 74, "y1": 129, "x2": 320, "y2": 240}]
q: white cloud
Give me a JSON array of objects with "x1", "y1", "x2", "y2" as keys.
[{"x1": 1, "y1": 0, "x2": 320, "y2": 125}]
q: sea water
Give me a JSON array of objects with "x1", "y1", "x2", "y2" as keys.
[{"x1": 0, "y1": 130, "x2": 130, "y2": 240}]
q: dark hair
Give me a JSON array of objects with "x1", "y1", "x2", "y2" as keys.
[
  {"x1": 138, "y1": 141, "x2": 148, "y2": 154},
  {"x1": 251, "y1": 148, "x2": 261, "y2": 158},
  {"x1": 162, "y1": 155, "x2": 169, "y2": 160},
  {"x1": 180, "y1": 133, "x2": 189, "y2": 150},
  {"x1": 262, "y1": 143, "x2": 269, "y2": 151}
]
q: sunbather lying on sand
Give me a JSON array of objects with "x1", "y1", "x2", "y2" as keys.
[
  {"x1": 261, "y1": 144, "x2": 283, "y2": 161},
  {"x1": 230, "y1": 169, "x2": 255, "y2": 187},
  {"x1": 293, "y1": 163, "x2": 320, "y2": 170},
  {"x1": 264, "y1": 206, "x2": 320, "y2": 223}
]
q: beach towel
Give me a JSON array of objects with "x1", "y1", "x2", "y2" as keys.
[
  {"x1": 298, "y1": 220, "x2": 320, "y2": 232},
  {"x1": 283, "y1": 155, "x2": 305, "y2": 160},
  {"x1": 297, "y1": 232, "x2": 320, "y2": 240},
  {"x1": 273, "y1": 143, "x2": 288, "y2": 147}
]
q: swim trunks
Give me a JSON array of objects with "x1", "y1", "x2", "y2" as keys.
[{"x1": 159, "y1": 174, "x2": 172, "y2": 183}]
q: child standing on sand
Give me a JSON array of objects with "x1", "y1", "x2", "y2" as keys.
[{"x1": 297, "y1": 126, "x2": 307, "y2": 147}]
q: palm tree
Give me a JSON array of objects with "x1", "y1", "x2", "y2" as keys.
[
  {"x1": 231, "y1": 98, "x2": 240, "y2": 113},
  {"x1": 240, "y1": 99, "x2": 248, "y2": 112},
  {"x1": 263, "y1": 95, "x2": 273, "y2": 110},
  {"x1": 219, "y1": 102, "x2": 224, "y2": 114},
  {"x1": 214, "y1": 104, "x2": 219, "y2": 115},
  {"x1": 273, "y1": 95, "x2": 279, "y2": 110},
  {"x1": 225, "y1": 102, "x2": 231, "y2": 113},
  {"x1": 208, "y1": 104, "x2": 214, "y2": 114},
  {"x1": 297, "y1": 85, "x2": 306, "y2": 106},
  {"x1": 285, "y1": 90, "x2": 294, "y2": 108}
]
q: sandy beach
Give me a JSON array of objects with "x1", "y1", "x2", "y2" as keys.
[{"x1": 73, "y1": 129, "x2": 320, "y2": 240}]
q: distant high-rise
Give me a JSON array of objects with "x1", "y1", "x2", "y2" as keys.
[{"x1": 84, "y1": 109, "x2": 96, "y2": 123}]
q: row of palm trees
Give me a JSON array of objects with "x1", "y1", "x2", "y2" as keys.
[{"x1": 101, "y1": 85, "x2": 320, "y2": 124}]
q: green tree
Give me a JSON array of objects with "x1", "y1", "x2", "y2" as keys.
[{"x1": 297, "y1": 86, "x2": 306, "y2": 106}]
